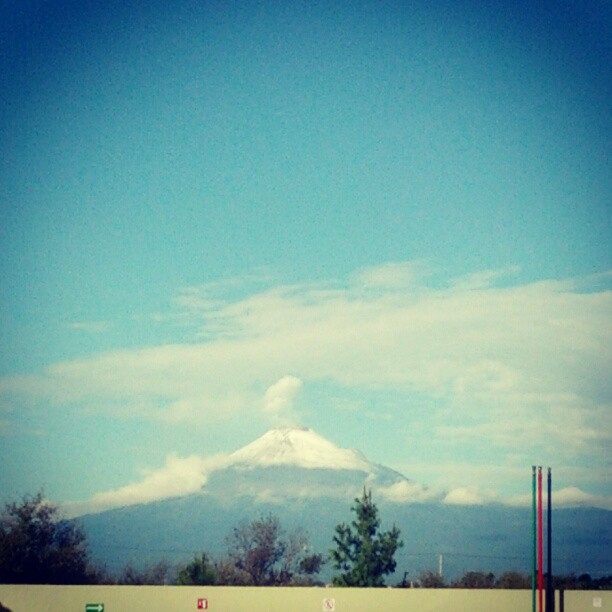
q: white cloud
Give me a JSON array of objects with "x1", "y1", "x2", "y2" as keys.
[
  {"x1": 449, "y1": 266, "x2": 521, "y2": 291},
  {"x1": 61, "y1": 448, "x2": 612, "y2": 516},
  {"x1": 1, "y1": 262, "x2": 610, "y2": 489},
  {"x1": 507, "y1": 487, "x2": 612, "y2": 510},
  {"x1": 263, "y1": 375, "x2": 303, "y2": 424},
  {"x1": 375, "y1": 480, "x2": 441, "y2": 504},
  {"x1": 442, "y1": 485, "x2": 612, "y2": 509},
  {"x1": 352, "y1": 260, "x2": 429, "y2": 289},
  {"x1": 443, "y1": 486, "x2": 487, "y2": 505},
  {"x1": 62, "y1": 453, "x2": 230, "y2": 517},
  {"x1": 395, "y1": 460, "x2": 612, "y2": 510},
  {"x1": 66, "y1": 321, "x2": 111, "y2": 334},
  {"x1": 550, "y1": 486, "x2": 612, "y2": 509}
]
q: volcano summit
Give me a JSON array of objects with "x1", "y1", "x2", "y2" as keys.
[{"x1": 201, "y1": 427, "x2": 435, "y2": 504}]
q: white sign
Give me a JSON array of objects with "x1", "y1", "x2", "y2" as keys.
[
  {"x1": 593, "y1": 596, "x2": 602, "y2": 608},
  {"x1": 322, "y1": 598, "x2": 336, "y2": 611}
]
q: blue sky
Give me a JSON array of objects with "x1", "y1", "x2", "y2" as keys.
[{"x1": 1, "y1": 0, "x2": 610, "y2": 512}]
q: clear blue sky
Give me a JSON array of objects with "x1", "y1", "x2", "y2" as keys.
[{"x1": 1, "y1": 0, "x2": 610, "y2": 512}]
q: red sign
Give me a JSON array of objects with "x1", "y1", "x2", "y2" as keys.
[{"x1": 197, "y1": 598, "x2": 208, "y2": 610}]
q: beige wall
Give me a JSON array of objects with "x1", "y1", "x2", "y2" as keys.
[{"x1": 0, "y1": 585, "x2": 609, "y2": 612}]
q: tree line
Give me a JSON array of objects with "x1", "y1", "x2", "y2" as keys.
[
  {"x1": 0, "y1": 489, "x2": 398, "y2": 587},
  {"x1": 407, "y1": 570, "x2": 612, "y2": 590},
  {"x1": 1, "y1": 490, "x2": 609, "y2": 590}
]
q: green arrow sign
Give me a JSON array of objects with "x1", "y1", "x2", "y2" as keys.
[{"x1": 85, "y1": 605, "x2": 104, "y2": 612}]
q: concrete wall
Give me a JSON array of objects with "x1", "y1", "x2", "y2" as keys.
[{"x1": 0, "y1": 585, "x2": 609, "y2": 612}]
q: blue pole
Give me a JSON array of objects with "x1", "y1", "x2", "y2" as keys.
[{"x1": 547, "y1": 468, "x2": 553, "y2": 612}]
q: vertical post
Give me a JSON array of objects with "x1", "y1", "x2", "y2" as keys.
[
  {"x1": 547, "y1": 467, "x2": 553, "y2": 612},
  {"x1": 538, "y1": 466, "x2": 544, "y2": 612},
  {"x1": 438, "y1": 554, "x2": 443, "y2": 578},
  {"x1": 532, "y1": 466, "x2": 537, "y2": 612}
]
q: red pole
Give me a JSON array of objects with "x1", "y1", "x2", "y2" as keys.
[{"x1": 538, "y1": 466, "x2": 544, "y2": 612}]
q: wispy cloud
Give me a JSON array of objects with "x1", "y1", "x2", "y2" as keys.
[
  {"x1": 375, "y1": 480, "x2": 440, "y2": 504},
  {"x1": 61, "y1": 449, "x2": 611, "y2": 516},
  {"x1": 1, "y1": 262, "x2": 610, "y2": 500},
  {"x1": 443, "y1": 486, "x2": 487, "y2": 505},
  {"x1": 351, "y1": 260, "x2": 430, "y2": 290},
  {"x1": 63, "y1": 453, "x2": 229, "y2": 517},
  {"x1": 507, "y1": 486, "x2": 612, "y2": 511},
  {"x1": 66, "y1": 321, "x2": 111, "y2": 334}
]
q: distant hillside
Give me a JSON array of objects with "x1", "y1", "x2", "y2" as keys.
[
  {"x1": 79, "y1": 491, "x2": 611, "y2": 580},
  {"x1": 77, "y1": 428, "x2": 611, "y2": 580}
]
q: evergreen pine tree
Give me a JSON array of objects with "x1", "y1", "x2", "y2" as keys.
[
  {"x1": 176, "y1": 553, "x2": 217, "y2": 585},
  {"x1": 330, "y1": 488, "x2": 403, "y2": 587}
]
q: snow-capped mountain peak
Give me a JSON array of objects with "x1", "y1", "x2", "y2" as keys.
[{"x1": 226, "y1": 427, "x2": 372, "y2": 471}]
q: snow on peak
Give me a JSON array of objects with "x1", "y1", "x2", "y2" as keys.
[{"x1": 227, "y1": 427, "x2": 372, "y2": 471}]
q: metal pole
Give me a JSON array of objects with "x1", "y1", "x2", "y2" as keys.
[
  {"x1": 532, "y1": 466, "x2": 537, "y2": 612},
  {"x1": 547, "y1": 467, "x2": 554, "y2": 612},
  {"x1": 538, "y1": 466, "x2": 544, "y2": 612}
]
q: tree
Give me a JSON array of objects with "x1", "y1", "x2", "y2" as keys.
[
  {"x1": 176, "y1": 553, "x2": 217, "y2": 586},
  {"x1": 227, "y1": 514, "x2": 325, "y2": 585},
  {"x1": 330, "y1": 488, "x2": 403, "y2": 587},
  {"x1": 212, "y1": 558, "x2": 247, "y2": 586},
  {"x1": 452, "y1": 570, "x2": 496, "y2": 589},
  {"x1": 418, "y1": 569, "x2": 446, "y2": 588},
  {"x1": 495, "y1": 571, "x2": 531, "y2": 589},
  {"x1": 553, "y1": 573, "x2": 612, "y2": 590},
  {"x1": 118, "y1": 560, "x2": 171, "y2": 585},
  {"x1": 395, "y1": 571, "x2": 414, "y2": 588},
  {"x1": 224, "y1": 514, "x2": 323, "y2": 585},
  {"x1": 226, "y1": 514, "x2": 285, "y2": 585},
  {"x1": 0, "y1": 492, "x2": 99, "y2": 584},
  {"x1": 298, "y1": 552, "x2": 324, "y2": 578}
]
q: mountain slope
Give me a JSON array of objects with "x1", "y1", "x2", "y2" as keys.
[
  {"x1": 76, "y1": 427, "x2": 611, "y2": 580},
  {"x1": 202, "y1": 426, "x2": 435, "y2": 503},
  {"x1": 225, "y1": 427, "x2": 372, "y2": 471},
  {"x1": 79, "y1": 494, "x2": 611, "y2": 580}
]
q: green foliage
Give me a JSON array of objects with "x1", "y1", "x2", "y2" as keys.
[
  {"x1": 330, "y1": 488, "x2": 403, "y2": 587},
  {"x1": 0, "y1": 492, "x2": 99, "y2": 584},
  {"x1": 298, "y1": 552, "x2": 324, "y2": 576},
  {"x1": 176, "y1": 553, "x2": 217, "y2": 586},
  {"x1": 223, "y1": 514, "x2": 324, "y2": 586}
]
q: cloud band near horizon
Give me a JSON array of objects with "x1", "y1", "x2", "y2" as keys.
[{"x1": 1, "y1": 262, "x2": 610, "y2": 507}]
